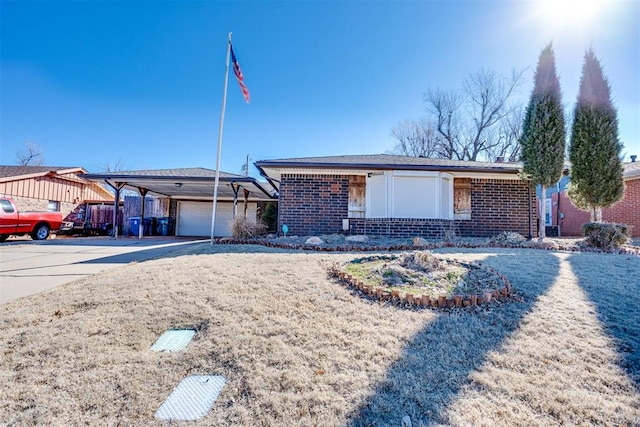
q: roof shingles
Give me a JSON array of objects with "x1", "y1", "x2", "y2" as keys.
[
  {"x1": 89, "y1": 167, "x2": 246, "y2": 179},
  {"x1": 0, "y1": 165, "x2": 82, "y2": 179},
  {"x1": 255, "y1": 154, "x2": 522, "y2": 172}
]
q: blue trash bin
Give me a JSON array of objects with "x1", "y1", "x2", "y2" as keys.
[
  {"x1": 129, "y1": 217, "x2": 155, "y2": 236},
  {"x1": 143, "y1": 218, "x2": 155, "y2": 236},
  {"x1": 156, "y1": 217, "x2": 175, "y2": 236},
  {"x1": 129, "y1": 217, "x2": 141, "y2": 236}
]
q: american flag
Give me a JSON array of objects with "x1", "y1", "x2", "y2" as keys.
[{"x1": 230, "y1": 43, "x2": 250, "y2": 104}]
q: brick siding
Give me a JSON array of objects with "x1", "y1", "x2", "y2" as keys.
[
  {"x1": 278, "y1": 174, "x2": 349, "y2": 235},
  {"x1": 279, "y1": 174, "x2": 536, "y2": 238},
  {"x1": 554, "y1": 177, "x2": 640, "y2": 237},
  {"x1": 8, "y1": 196, "x2": 77, "y2": 221},
  {"x1": 459, "y1": 179, "x2": 536, "y2": 238}
]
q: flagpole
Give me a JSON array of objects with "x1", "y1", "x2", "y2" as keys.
[{"x1": 210, "y1": 32, "x2": 232, "y2": 245}]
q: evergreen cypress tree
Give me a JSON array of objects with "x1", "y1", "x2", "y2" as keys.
[
  {"x1": 520, "y1": 44, "x2": 566, "y2": 240},
  {"x1": 568, "y1": 49, "x2": 624, "y2": 222}
]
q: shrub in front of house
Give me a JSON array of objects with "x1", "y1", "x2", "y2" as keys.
[
  {"x1": 582, "y1": 222, "x2": 630, "y2": 249},
  {"x1": 231, "y1": 217, "x2": 267, "y2": 239},
  {"x1": 261, "y1": 202, "x2": 278, "y2": 232}
]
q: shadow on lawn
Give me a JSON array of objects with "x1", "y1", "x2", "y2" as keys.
[
  {"x1": 567, "y1": 252, "x2": 640, "y2": 390},
  {"x1": 76, "y1": 242, "x2": 295, "y2": 264},
  {"x1": 347, "y1": 248, "x2": 562, "y2": 426}
]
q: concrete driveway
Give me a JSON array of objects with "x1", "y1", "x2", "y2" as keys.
[{"x1": 0, "y1": 236, "x2": 207, "y2": 305}]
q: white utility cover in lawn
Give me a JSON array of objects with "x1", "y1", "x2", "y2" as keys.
[
  {"x1": 176, "y1": 201, "x2": 257, "y2": 237},
  {"x1": 155, "y1": 375, "x2": 227, "y2": 421},
  {"x1": 151, "y1": 329, "x2": 196, "y2": 352}
]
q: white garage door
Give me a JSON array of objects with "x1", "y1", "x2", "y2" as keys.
[{"x1": 176, "y1": 201, "x2": 257, "y2": 237}]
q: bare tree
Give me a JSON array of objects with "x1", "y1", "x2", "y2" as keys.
[
  {"x1": 390, "y1": 119, "x2": 442, "y2": 158},
  {"x1": 425, "y1": 88, "x2": 465, "y2": 159},
  {"x1": 102, "y1": 159, "x2": 126, "y2": 173},
  {"x1": 16, "y1": 141, "x2": 45, "y2": 166},
  {"x1": 461, "y1": 68, "x2": 524, "y2": 160},
  {"x1": 398, "y1": 68, "x2": 525, "y2": 161},
  {"x1": 485, "y1": 105, "x2": 525, "y2": 162}
]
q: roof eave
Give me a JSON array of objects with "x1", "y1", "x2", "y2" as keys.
[
  {"x1": 0, "y1": 167, "x2": 87, "y2": 183},
  {"x1": 254, "y1": 161, "x2": 521, "y2": 174},
  {"x1": 81, "y1": 173, "x2": 255, "y2": 183}
]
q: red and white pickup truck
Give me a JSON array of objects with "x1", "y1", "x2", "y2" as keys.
[{"x1": 0, "y1": 197, "x2": 63, "y2": 241}]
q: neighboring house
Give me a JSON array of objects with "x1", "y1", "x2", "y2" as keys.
[
  {"x1": 544, "y1": 160, "x2": 640, "y2": 237},
  {"x1": 254, "y1": 154, "x2": 537, "y2": 238},
  {"x1": 82, "y1": 168, "x2": 275, "y2": 237},
  {"x1": 0, "y1": 166, "x2": 113, "y2": 221}
]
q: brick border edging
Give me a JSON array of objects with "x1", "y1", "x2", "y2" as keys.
[
  {"x1": 215, "y1": 238, "x2": 640, "y2": 257},
  {"x1": 326, "y1": 257, "x2": 513, "y2": 310}
]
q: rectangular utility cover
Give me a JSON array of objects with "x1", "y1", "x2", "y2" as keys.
[
  {"x1": 151, "y1": 329, "x2": 196, "y2": 352},
  {"x1": 155, "y1": 375, "x2": 226, "y2": 421}
]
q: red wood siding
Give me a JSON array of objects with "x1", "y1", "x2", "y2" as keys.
[{"x1": 0, "y1": 174, "x2": 111, "y2": 204}]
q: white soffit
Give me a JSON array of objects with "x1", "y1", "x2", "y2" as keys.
[
  {"x1": 449, "y1": 171, "x2": 522, "y2": 180},
  {"x1": 265, "y1": 167, "x2": 520, "y2": 180},
  {"x1": 280, "y1": 168, "x2": 369, "y2": 176},
  {"x1": 155, "y1": 375, "x2": 227, "y2": 421}
]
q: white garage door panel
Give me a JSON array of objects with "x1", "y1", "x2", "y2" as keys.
[{"x1": 177, "y1": 201, "x2": 257, "y2": 237}]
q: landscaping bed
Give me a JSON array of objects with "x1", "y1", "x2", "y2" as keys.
[
  {"x1": 330, "y1": 252, "x2": 512, "y2": 308},
  {"x1": 217, "y1": 233, "x2": 640, "y2": 256}
]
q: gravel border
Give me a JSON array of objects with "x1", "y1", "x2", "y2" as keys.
[{"x1": 216, "y1": 235, "x2": 640, "y2": 256}]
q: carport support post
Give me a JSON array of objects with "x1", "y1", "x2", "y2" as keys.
[
  {"x1": 138, "y1": 188, "x2": 149, "y2": 239},
  {"x1": 105, "y1": 180, "x2": 126, "y2": 239},
  {"x1": 243, "y1": 188, "x2": 249, "y2": 218},
  {"x1": 231, "y1": 183, "x2": 239, "y2": 219}
]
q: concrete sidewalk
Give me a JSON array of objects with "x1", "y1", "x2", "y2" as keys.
[{"x1": 0, "y1": 236, "x2": 207, "y2": 305}]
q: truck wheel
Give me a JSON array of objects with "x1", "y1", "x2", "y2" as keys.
[
  {"x1": 0, "y1": 235, "x2": 8, "y2": 242},
  {"x1": 31, "y1": 224, "x2": 50, "y2": 240}
]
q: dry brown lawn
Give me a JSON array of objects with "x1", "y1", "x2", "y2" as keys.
[{"x1": 1, "y1": 244, "x2": 639, "y2": 426}]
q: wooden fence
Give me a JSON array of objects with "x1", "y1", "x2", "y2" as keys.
[{"x1": 122, "y1": 196, "x2": 170, "y2": 235}]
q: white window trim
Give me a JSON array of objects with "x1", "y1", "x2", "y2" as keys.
[
  {"x1": 441, "y1": 173, "x2": 454, "y2": 219},
  {"x1": 544, "y1": 198, "x2": 552, "y2": 226}
]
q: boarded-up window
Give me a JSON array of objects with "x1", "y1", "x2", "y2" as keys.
[
  {"x1": 454, "y1": 178, "x2": 471, "y2": 220},
  {"x1": 392, "y1": 175, "x2": 439, "y2": 218},
  {"x1": 348, "y1": 176, "x2": 365, "y2": 218}
]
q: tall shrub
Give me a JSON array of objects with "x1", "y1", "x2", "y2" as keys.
[
  {"x1": 520, "y1": 43, "x2": 566, "y2": 240},
  {"x1": 261, "y1": 202, "x2": 278, "y2": 231},
  {"x1": 568, "y1": 49, "x2": 624, "y2": 221}
]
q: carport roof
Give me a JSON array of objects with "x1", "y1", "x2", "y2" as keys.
[{"x1": 82, "y1": 168, "x2": 276, "y2": 200}]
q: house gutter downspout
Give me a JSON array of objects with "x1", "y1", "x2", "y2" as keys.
[
  {"x1": 556, "y1": 182, "x2": 561, "y2": 237},
  {"x1": 527, "y1": 183, "x2": 533, "y2": 240}
]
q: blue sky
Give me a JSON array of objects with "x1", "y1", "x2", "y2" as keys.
[{"x1": 1, "y1": 0, "x2": 638, "y2": 176}]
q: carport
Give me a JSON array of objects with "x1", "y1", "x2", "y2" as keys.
[{"x1": 82, "y1": 168, "x2": 276, "y2": 239}]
